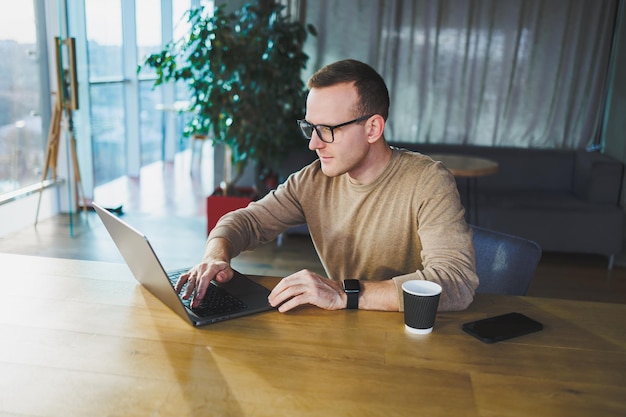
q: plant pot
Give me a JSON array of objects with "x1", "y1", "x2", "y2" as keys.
[{"x1": 206, "y1": 187, "x2": 257, "y2": 235}]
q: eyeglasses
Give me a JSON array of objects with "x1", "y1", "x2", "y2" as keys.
[{"x1": 297, "y1": 114, "x2": 375, "y2": 143}]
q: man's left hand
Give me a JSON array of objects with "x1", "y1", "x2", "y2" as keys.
[{"x1": 268, "y1": 269, "x2": 347, "y2": 312}]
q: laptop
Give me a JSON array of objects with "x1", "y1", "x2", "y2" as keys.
[{"x1": 93, "y1": 202, "x2": 274, "y2": 327}]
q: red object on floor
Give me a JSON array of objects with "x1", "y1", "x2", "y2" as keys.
[{"x1": 206, "y1": 187, "x2": 256, "y2": 235}]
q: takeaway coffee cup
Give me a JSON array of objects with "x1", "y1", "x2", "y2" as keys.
[{"x1": 402, "y1": 280, "x2": 442, "y2": 334}]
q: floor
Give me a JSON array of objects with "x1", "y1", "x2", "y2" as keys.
[{"x1": 2, "y1": 150, "x2": 625, "y2": 305}]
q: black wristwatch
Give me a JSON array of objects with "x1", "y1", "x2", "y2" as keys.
[{"x1": 342, "y1": 279, "x2": 361, "y2": 309}]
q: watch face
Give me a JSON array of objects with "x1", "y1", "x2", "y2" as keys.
[{"x1": 343, "y1": 279, "x2": 360, "y2": 292}]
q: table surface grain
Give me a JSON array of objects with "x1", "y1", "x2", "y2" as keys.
[{"x1": 1, "y1": 253, "x2": 625, "y2": 417}]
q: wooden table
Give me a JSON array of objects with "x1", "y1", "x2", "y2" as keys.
[
  {"x1": 1, "y1": 253, "x2": 625, "y2": 417},
  {"x1": 429, "y1": 153, "x2": 499, "y2": 223},
  {"x1": 429, "y1": 153, "x2": 499, "y2": 178}
]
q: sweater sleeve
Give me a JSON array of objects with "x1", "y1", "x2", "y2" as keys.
[
  {"x1": 207, "y1": 171, "x2": 309, "y2": 257},
  {"x1": 392, "y1": 161, "x2": 478, "y2": 312}
]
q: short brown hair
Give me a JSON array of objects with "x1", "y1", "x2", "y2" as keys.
[{"x1": 307, "y1": 59, "x2": 390, "y2": 121}]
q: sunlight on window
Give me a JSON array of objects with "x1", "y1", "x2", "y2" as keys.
[
  {"x1": 0, "y1": 0, "x2": 43, "y2": 193},
  {"x1": 84, "y1": 0, "x2": 122, "y2": 46},
  {"x1": 0, "y1": 1, "x2": 35, "y2": 43}
]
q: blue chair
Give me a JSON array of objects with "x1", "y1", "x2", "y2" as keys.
[{"x1": 471, "y1": 225, "x2": 542, "y2": 296}]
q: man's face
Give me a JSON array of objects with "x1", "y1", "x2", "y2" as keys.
[{"x1": 304, "y1": 83, "x2": 371, "y2": 179}]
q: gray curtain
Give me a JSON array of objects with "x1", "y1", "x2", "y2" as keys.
[{"x1": 302, "y1": 0, "x2": 618, "y2": 149}]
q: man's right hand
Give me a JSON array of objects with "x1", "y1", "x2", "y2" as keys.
[
  {"x1": 174, "y1": 238, "x2": 235, "y2": 308},
  {"x1": 175, "y1": 261, "x2": 234, "y2": 308}
]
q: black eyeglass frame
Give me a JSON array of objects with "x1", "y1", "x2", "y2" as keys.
[{"x1": 297, "y1": 114, "x2": 376, "y2": 143}]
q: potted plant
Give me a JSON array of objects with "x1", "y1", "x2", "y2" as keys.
[{"x1": 140, "y1": 0, "x2": 315, "y2": 198}]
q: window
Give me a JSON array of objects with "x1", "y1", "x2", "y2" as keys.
[
  {"x1": 85, "y1": 0, "x2": 126, "y2": 186},
  {"x1": 137, "y1": 0, "x2": 164, "y2": 165},
  {"x1": 81, "y1": 0, "x2": 205, "y2": 187},
  {"x1": 0, "y1": 1, "x2": 44, "y2": 194},
  {"x1": 0, "y1": 1, "x2": 212, "y2": 198}
]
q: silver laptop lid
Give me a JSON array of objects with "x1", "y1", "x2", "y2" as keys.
[
  {"x1": 93, "y1": 202, "x2": 274, "y2": 327},
  {"x1": 93, "y1": 203, "x2": 194, "y2": 325}
]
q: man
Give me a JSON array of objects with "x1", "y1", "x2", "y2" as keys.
[{"x1": 176, "y1": 59, "x2": 478, "y2": 312}]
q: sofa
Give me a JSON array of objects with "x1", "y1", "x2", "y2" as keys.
[
  {"x1": 279, "y1": 143, "x2": 624, "y2": 267},
  {"x1": 389, "y1": 142, "x2": 624, "y2": 268}
]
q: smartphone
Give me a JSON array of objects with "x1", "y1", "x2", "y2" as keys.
[{"x1": 462, "y1": 312, "x2": 543, "y2": 343}]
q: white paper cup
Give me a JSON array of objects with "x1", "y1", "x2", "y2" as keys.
[{"x1": 402, "y1": 280, "x2": 442, "y2": 334}]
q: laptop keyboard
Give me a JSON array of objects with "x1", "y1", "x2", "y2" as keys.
[{"x1": 168, "y1": 269, "x2": 247, "y2": 317}]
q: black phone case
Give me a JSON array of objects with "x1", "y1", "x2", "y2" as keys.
[{"x1": 462, "y1": 312, "x2": 543, "y2": 343}]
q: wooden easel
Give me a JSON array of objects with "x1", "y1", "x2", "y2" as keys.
[{"x1": 35, "y1": 37, "x2": 86, "y2": 224}]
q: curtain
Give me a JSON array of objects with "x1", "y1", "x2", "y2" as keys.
[{"x1": 302, "y1": 0, "x2": 618, "y2": 149}]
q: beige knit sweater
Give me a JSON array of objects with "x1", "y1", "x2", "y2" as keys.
[{"x1": 209, "y1": 148, "x2": 479, "y2": 311}]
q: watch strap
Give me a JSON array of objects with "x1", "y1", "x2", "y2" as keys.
[{"x1": 343, "y1": 279, "x2": 360, "y2": 310}]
